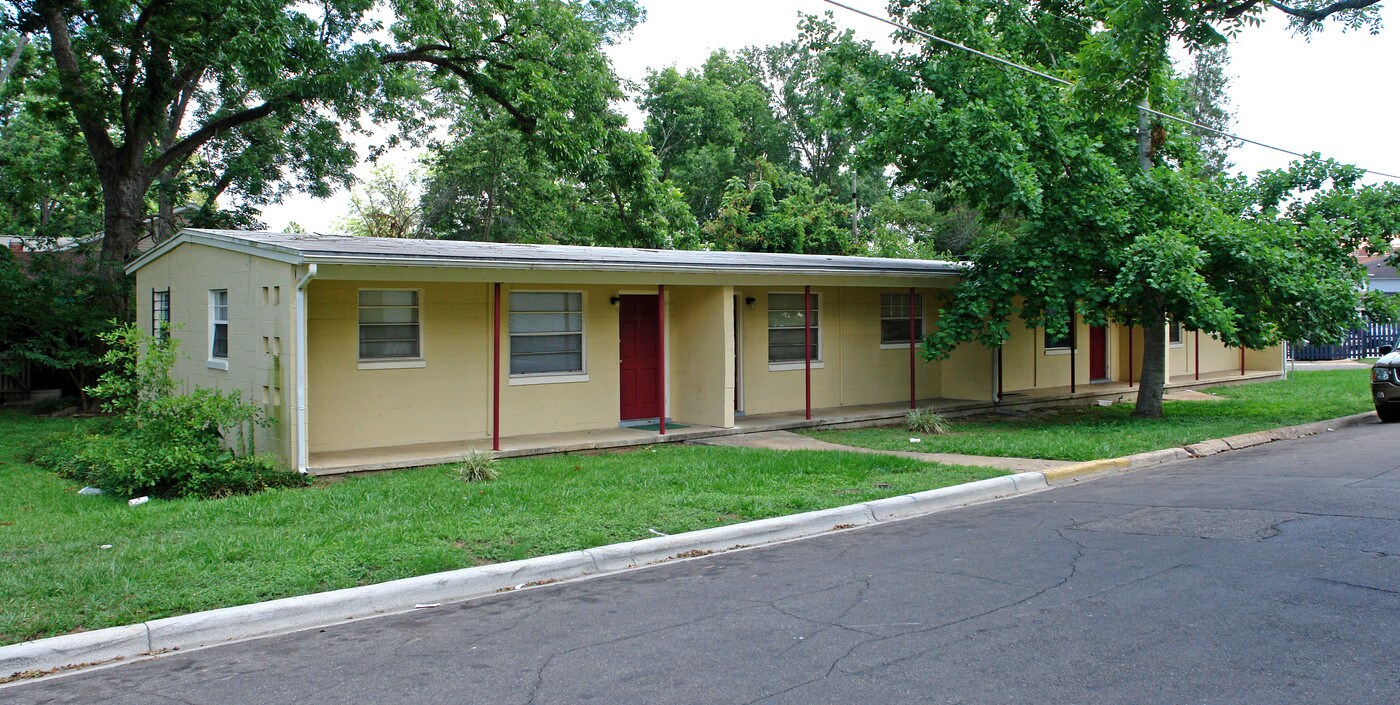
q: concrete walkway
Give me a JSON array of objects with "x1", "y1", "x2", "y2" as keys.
[
  {"x1": 689, "y1": 430, "x2": 1071, "y2": 472},
  {"x1": 1288, "y1": 359, "x2": 1371, "y2": 370}
]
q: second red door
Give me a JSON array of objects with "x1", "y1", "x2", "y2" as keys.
[
  {"x1": 619, "y1": 295, "x2": 661, "y2": 420},
  {"x1": 1089, "y1": 325, "x2": 1108, "y2": 381}
]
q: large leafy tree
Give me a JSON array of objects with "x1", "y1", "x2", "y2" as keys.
[
  {"x1": 855, "y1": 0, "x2": 1397, "y2": 417},
  {"x1": 0, "y1": 31, "x2": 101, "y2": 241},
  {"x1": 2, "y1": 0, "x2": 645, "y2": 268},
  {"x1": 419, "y1": 104, "x2": 697, "y2": 247},
  {"x1": 339, "y1": 165, "x2": 423, "y2": 240},
  {"x1": 641, "y1": 50, "x2": 792, "y2": 222},
  {"x1": 703, "y1": 157, "x2": 855, "y2": 255}
]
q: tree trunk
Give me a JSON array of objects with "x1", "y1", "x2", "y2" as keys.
[
  {"x1": 1129, "y1": 91, "x2": 1167, "y2": 419},
  {"x1": 1137, "y1": 97, "x2": 1153, "y2": 171},
  {"x1": 1134, "y1": 310, "x2": 1167, "y2": 418},
  {"x1": 98, "y1": 174, "x2": 151, "y2": 267},
  {"x1": 0, "y1": 34, "x2": 28, "y2": 91}
]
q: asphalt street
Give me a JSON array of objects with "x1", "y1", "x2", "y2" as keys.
[{"x1": 7, "y1": 421, "x2": 1399, "y2": 704}]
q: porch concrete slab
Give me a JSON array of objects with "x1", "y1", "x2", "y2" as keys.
[
  {"x1": 309, "y1": 423, "x2": 726, "y2": 475},
  {"x1": 307, "y1": 369, "x2": 1285, "y2": 475},
  {"x1": 1163, "y1": 389, "x2": 1226, "y2": 402},
  {"x1": 689, "y1": 430, "x2": 1071, "y2": 473}
]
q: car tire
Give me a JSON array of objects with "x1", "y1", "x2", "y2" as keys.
[{"x1": 1377, "y1": 406, "x2": 1400, "y2": 423}]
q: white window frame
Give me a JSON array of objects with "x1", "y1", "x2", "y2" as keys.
[
  {"x1": 357, "y1": 288, "x2": 426, "y2": 370},
  {"x1": 1043, "y1": 309, "x2": 1073, "y2": 356},
  {"x1": 152, "y1": 288, "x2": 171, "y2": 339},
  {"x1": 1169, "y1": 320, "x2": 1185, "y2": 348},
  {"x1": 208, "y1": 289, "x2": 229, "y2": 370},
  {"x1": 879, "y1": 292, "x2": 927, "y2": 349},
  {"x1": 768, "y1": 292, "x2": 823, "y2": 371},
  {"x1": 508, "y1": 290, "x2": 589, "y2": 385}
]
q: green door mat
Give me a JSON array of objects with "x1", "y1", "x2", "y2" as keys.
[{"x1": 630, "y1": 422, "x2": 689, "y2": 431}]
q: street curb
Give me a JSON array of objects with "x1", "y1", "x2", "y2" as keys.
[
  {"x1": 1, "y1": 473, "x2": 1048, "y2": 681},
  {"x1": 1041, "y1": 411, "x2": 1378, "y2": 485}
]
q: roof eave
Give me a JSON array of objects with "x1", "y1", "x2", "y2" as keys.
[
  {"x1": 125, "y1": 228, "x2": 305, "y2": 274},
  {"x1": 299, "y1": 252, "x2": 965, "y2": 278}
]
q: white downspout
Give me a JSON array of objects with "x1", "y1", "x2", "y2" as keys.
[{"x1": 295, "y1": 264, "x2": 317, "y2": 474}]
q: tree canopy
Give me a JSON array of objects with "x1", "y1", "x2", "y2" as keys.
[
  {"x1": 850, "y1": 0, "x2": 1399, "y2": 416},
  {"x1": 2, "y1": 0, "x2": 649, "y2": 264}
]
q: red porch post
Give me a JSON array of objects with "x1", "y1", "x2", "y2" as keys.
[
  {"x1": 658, "y1": 284, "x2": 667, "y2": 435},
  {"x1": 908, "y1": 287, "x2": 916, "y2": 409},
  {"x1": 804, "y1": 285, "x2": 812, "y2": 421},
  {"x1": 492, "y1": 283, "x2": 501, "y2": 451},
  {"x1": 1241, "y1": 346, "x2": 1245, "y2": 376}
]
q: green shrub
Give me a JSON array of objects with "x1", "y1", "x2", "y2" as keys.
[
  {"x1": 453, "y1": 450, "x2": 499, "y2": 483},
  {"x1": 185, "y1": 456, "x2": 311, "y2": 499},
  {"x1": 905, "y1": 407, "x2": 951, "y2": 435},
  {"x1": 24, "y1": 323, "x2": 304, "y2": 500},
  {"x1": 78, "y1": 432, "x2": 208, "y2": 497}
]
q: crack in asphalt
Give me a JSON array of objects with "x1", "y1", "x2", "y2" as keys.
[
  {"x1": 901, "y1": 566, "x2": 1040, "y2": 591},
  {"x1": 518, "y1": 607, "x2": 742, "y2": 705},
  {"x1": 1313, "y1": 577, "x2": 1400, "y2": 596},
  {"x1": 1046, "y1": 499, "x2": 1400, "y2": 525},
  {"x1": 735, "y1": 530, "x2": 1091, "y2": 704}
]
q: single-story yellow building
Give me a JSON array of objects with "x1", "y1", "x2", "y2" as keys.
[{"x1": 127, "y1": 230, "x2": 1286, "y2": 474}]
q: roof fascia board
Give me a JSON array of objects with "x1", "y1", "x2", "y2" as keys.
[
  {"x1": 300, "y1": 252, "x2": 964, "y2": 278},
  {"x1": 126, "y1": 229, "x2": 304, "y2": 274},
  {"x1": 124, "y1": 231, "x2": 191, "y2": 274},
  {"x1": 308, "y1": 263, "x2": 958, "y2": 289}
]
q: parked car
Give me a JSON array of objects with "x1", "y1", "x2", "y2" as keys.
[{"x1": 1370, "y1": 340, "x2": 1400, "y2": 422}]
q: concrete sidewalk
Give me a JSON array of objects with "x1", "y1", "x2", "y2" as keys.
[{"x1": 689, "y1": 430, "x2": 1071, "y2": 473}]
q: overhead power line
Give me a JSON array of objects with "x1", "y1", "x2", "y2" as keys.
[{"x1": 822, "y1": 0, "x2": 1400, "y2": 181}]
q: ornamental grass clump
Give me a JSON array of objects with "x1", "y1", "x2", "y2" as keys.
[
  {"x1": 454, "y1": 449, "x2": 500, "y2": 483},
  {"x1": 905, "y1": 407, "x2": 951, "y2": 435}
]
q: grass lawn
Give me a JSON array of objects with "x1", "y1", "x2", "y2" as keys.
[
  {"x1": 0, "y1": 412, "x2": 1003, "y2": 646},
  {"x1": 803, "y1": 369, "x2": 1373, "y2": 462}
]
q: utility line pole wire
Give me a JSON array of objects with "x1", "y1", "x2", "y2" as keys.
[{"x1": 820, "y1": 0, "x2": 1400, "y2": 181}]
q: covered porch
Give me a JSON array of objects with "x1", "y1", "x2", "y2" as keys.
[{"x1": 307, "y1": 367, "x2": 1284, "y2": 474}]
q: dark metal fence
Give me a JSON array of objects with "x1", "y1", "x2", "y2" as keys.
[
  {"x1": 1290, "y1": 322, "x2": 1400, "y2": 361},
  {"x1": 0, "y1": 356, "x2": 31, "y2": 401}
]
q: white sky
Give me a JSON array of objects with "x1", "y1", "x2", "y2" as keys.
[{"x1": 260, "y1": 0, "x2": 1400, "y2": 232}]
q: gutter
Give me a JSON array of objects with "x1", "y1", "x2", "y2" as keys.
[{"x1": 294, "y1": 264, "x2": 318, "y2": 473}]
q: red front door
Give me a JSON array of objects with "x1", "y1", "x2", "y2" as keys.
[
  {"x1": 1089, "y1": 325, "x2": 1108, "y2": 380},
  {"x1": 619, "y1": 295, "x2": 661, "y2": 420}
]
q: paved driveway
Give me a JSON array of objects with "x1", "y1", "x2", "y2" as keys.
[{"x1": 7, "y1": 422, "x2": 1399, "y2": 704}]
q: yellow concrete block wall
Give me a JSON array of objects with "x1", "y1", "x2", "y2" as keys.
[
  {"x1": 1245, "y1": 343, "x2": 1285, "y2": 372},
  {"x1": 1168, "y1": 329, "x2": 1190, "y2": 377},
  {"x1": 497, "y1": 284, "x2": 622, "y2": 437},
  {"x1": 998, "y1": 316, "x2": 1037, "y2": 393},
  {"x1": 1029, "y1": 317, "x2": 1098, "y2": 390},
  {"x1": 1118, "y1": 325, "x2": 1146, "y2": 384},
  {"x1": 668, "y1": 285, "x2": 734, "y2": 428},
  {"x1": 834, "y1": 288, "x2": 943, "y2": 406},
  {"x1": 133, "y1": 243, "x2": 295, "y2": 463},
  {"x1": 737, "y1": 287, "x2": 839, "y2": 415},
  {"x1": 734, "y1": 287, "x2": 946, "y2": 415},
  {"x1": 941, "y1": 339, "x2": 994, "y2": 400},
  {"x1": 307, "y1": 280, "x2": 487, "y2": 454}
]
